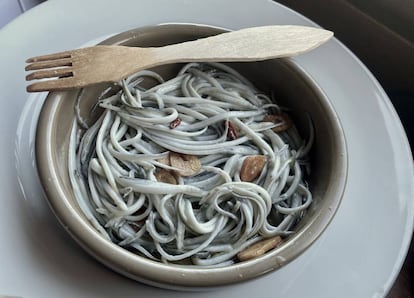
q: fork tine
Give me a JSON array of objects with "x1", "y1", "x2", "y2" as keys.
[
  {"x1": 26, "y1": 77, "x2": 78, "y2": 92},
  {"x1": 26, "y1": 50, "x2": 72, "y2": 63},
  {"x1": 26, "y1": 67, "x2": 73, "y2": 81},
  {"x1": 25, "y1": 58, "x2": 72, "y2": 71}
]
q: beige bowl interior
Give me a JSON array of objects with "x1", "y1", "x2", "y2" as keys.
[{"x1": 36, "y1": 24, "x2": 347, "y2": 289}]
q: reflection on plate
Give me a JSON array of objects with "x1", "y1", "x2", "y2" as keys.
[{"x1": 16, "y1": 92, "x2": 45, "y2": 211}]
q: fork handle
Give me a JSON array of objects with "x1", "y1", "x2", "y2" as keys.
[
  {"x1": 152, "y1": 25, "x2": 333, "y2": 64},
  {"x1": 25, "y1": 25, "x2": 333, "y2": 92}
]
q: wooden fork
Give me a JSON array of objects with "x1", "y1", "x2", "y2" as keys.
[{"x1": 25, "y1": 25, "x2": 333, "y2": 92}]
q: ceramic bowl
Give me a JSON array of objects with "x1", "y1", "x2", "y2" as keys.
[{"x1": 35, "y1": 24, "x2": 347, "y2": 289}]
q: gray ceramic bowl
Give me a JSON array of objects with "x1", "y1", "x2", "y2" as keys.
[{"x1": 36, "y1": 24, "x2": 347, "y2": 289}]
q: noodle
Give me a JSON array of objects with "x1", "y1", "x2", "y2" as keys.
[{"x1": 69, "y1": 62, "x2": 313, "y2": 266}]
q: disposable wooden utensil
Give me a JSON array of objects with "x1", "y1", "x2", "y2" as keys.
[{"x1": 25, "y1": 25, "x2": 333, "y2": 92}]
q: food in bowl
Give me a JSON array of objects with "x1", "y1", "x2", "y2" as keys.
[
  {"x1": 69, "y1": 61, "x2": 314, "y2": 266},
  {"x1": 36, "y1": 24, "x2": 347, "y2": 288}
]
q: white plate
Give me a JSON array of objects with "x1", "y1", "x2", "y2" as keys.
[{"x1": 1, "y1": 0, "x2": 413, "y2": 297}]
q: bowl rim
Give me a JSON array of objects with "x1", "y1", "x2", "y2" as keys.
[{"x1": 35, "y1": 23, "x2": 348, "y2": 289}]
